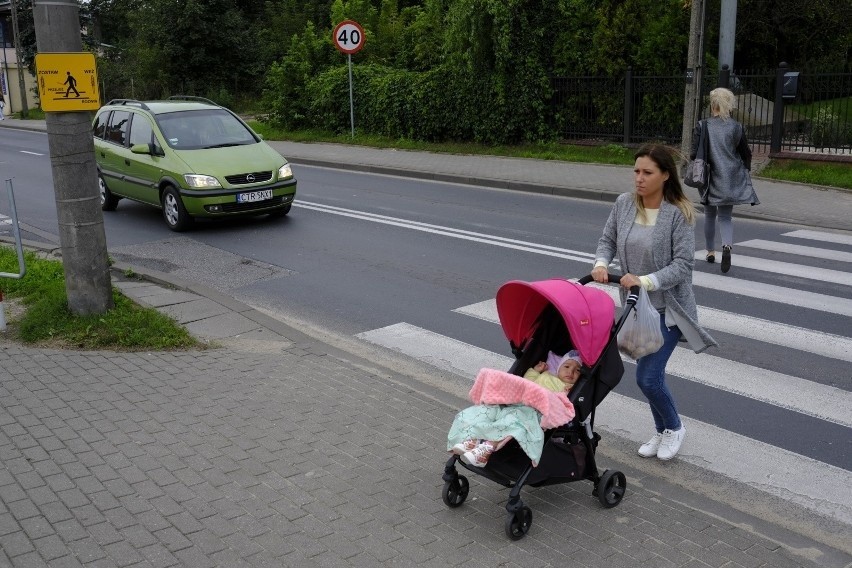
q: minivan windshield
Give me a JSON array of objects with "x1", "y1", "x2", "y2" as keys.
[{"x1": 157, "y1": 109, "x2": 258, "y2": 150}]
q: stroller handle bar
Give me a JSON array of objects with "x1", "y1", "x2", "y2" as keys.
[{"x1": 576, "y1": 273, "x2": 642, "y2": 308}]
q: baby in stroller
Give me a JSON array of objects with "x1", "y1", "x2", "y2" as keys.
[{"x1": 447, "y1": 350, "x2": 582, "y2": 468}]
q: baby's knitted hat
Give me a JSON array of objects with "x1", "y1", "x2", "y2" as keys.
[{"x1": 559, "y1": 350, "x2": 583, "y2": 367}]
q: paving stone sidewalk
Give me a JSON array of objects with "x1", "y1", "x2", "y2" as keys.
[{"x1": 1, "y1": 337, "x2": 847, "y2": 568}]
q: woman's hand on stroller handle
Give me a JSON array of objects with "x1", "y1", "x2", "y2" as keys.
[{"x1": 578, "y1": 272, "x2": 642, "y2": 298}]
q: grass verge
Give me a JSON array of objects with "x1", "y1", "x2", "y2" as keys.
[
  {"x1": 758, "y1": 159, "x2": 852, "y2": 189},
  {"x1": 1, "y1": 246, "x2": 202, "y2": 350},
  {"x1": 248, "y1": 122, "x2": 637, "y2": 166}
]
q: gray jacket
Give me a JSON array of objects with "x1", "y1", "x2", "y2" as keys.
[
  {"x1": 692, "y1": 116, "x2": 759, "y2": 207},
  {"x1": 595, "y1": 193, "x2": 717, "y2": 353}
]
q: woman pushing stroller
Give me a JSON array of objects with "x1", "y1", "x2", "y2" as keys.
[
  {"x1": 592, "y1": 144, "x2": 716, "y2": 461},
  {"x1": 446, "y1": 350, "x2": 582, "y2": 468}
]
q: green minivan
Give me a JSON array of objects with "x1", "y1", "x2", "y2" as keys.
[{"x1": 92, "y1": 97, "x2": 296, "y2": 231}]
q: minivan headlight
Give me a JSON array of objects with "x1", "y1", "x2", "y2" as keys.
[
  {"x1": 278, "y1": 164, "x2": 293, "y2": 180},
  {"x1": 184, "y1": 174, "x2": 221, "y2": 189}
]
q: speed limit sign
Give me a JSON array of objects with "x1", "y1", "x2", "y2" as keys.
[{"x1": 333, "y1": 20, "x2": 365, "y2": 54}]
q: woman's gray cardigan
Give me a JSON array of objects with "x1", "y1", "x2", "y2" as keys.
[{"x1": 595, "y1": 193, "x2": 717, "y2": 353}]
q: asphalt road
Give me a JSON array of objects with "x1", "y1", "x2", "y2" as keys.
[{"x1": 2, "y1": 128, "x2": 850, "y2": 527}]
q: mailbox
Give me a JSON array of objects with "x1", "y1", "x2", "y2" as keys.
[{"x1": 782, "y1": 71, "x2": 800, "y2": 100}]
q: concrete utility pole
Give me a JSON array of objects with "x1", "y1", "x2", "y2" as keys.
[
  {"x1": 718, "y1": 0, "x2": 737, "y2": 74},
  {"x1": 680, "y1": 0, "x2": 707, "y2": 161},
  {"x1": 32, "y1": 0, "x2": 113, "y2": 314}
]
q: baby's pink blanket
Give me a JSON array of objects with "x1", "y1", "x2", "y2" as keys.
[{"x1": 468, "y1": 368, "x2": 575, "y2": 429}]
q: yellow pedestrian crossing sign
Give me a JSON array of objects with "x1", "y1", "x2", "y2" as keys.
[{"x1": 35, "y1": 52, "x2": 100, "y2": 112}]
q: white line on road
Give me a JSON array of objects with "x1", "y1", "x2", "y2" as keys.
[
  {"x1": 454, "y1": 299, "x2": 852, "y2": 363},
  {"x1": 452, "y1": 300, "x2": 852, "y2": 426},
  {"x1": 356, "y1": 322, "x2": 852, "y2": 525},
  {"x1": 737, "y1": 239, "x2": 852, "y2": 263},
  {"x1": 20, "y1": 151, "x2": 43, "y2": 156},
  {"x1": 299, "y1": 201, "x2": 852, "y2": 315},
  {"x1": 693, "y1": 271, "x2": 852, "y2": 316},
  {"x1": 298, "y1": 201, "x2": 597, "y2": 263},
  {"x1": 693, "y1": 251, "x2": 850, "y2": 285},
  {"x1": 784, "y1": 229, "x2": 852, "y2": 247}
]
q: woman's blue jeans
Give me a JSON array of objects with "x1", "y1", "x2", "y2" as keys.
[{"x1": 635, "y1": 318, "x2": 682, "y2": 432}]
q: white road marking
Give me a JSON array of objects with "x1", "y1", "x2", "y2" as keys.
[
  {"x1": 297, "y1": 201, "x2": 596, "y2": 263},
  {"x1": 693, "y1": 271, "x2": 852, "y2": 316},
  {"x1": 784, "y1": 229, "x2": 852, "y2": 247},
  {"x1": 737, "y1": 239, "x2": 852, "y2": 263},
  {"x1": 454, "y1": 300, "x2": 852, "y2": 363},
  {"x1": 298, "y1": 202, "x2": 852, "y2": 315},
  {"x1": 356, "y1": 322, "x2": 512, "y2": 378},
  {"x1": 693, "y1": 251, "x2": 849, "y2": 285},
  {"x1": 356, "y1": 322, "x2": 852, "y2": 525},
  {"x1": 20, "y1": 151, "x2": 43, "y2": 156}
]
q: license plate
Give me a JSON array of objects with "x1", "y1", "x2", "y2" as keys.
[{"x1": 236, "y1": 190, "x2": 273, "y2": 203}]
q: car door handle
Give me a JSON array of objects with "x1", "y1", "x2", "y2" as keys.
[{"x1": 125, "y1": 159, "x2": 131, "y2": 165}]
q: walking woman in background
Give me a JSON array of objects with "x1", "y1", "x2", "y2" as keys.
[
  {"x1": 592, "y1": 145, "x2": 716, "y2": 460},
  {"x1": 694, "y1": 87, "x2": 759, "y2": 273}
]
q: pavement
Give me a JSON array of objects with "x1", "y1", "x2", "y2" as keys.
[{"x1": 1, "y1": 118, "x2": 851, "y2": 568}]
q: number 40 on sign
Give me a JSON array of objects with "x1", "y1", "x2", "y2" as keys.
[{"x1": 333, "y1": 20, "x2": 365, "y2": 54}]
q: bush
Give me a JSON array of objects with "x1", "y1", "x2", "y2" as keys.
[{"x1": 809, "y1": 108, "x2": 852, "y2": 149}]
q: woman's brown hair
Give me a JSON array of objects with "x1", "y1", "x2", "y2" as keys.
[{"x1": 633, "y1": 144, "x2": 696, "y2": 224}]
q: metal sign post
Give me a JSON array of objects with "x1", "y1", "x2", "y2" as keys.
[
  {"x1": 0, "y1": 179, "x2": 26, "y2": 280},
  {"x1": 332, "y1": 20, "x2": 366, "y2": 138}
]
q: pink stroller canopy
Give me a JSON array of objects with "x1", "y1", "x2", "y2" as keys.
[{"x1": 495, "y1": 279, "x2": 615, "y2": 366}]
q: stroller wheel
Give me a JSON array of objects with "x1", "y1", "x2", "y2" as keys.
[
  {"x1": 505, "y1": 506, "x2": 533, "y2": 540},
  {"x1": 442, "y1": 475, "x2": 469, "y2": 508},
  {"x1": 596, "y1": 469, "x2": 627, "y2": 508}
]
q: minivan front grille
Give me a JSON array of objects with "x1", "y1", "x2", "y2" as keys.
[{"x1": 225, "y1": 171, "x2": 273, "y2": 185}]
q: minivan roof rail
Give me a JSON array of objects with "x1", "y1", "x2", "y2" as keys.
[
  {"x1": 167, "y1": 95, "x2": 219, "y2": 106},
  {"x1": 106, "y1": 99, "x2": 150, "y2": 110}
]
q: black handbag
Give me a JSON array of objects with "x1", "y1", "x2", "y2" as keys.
[{"x1": 684, "y1": 120, "x2": 710, "y2": 196}]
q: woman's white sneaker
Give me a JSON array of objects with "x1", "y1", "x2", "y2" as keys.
[
  {"x1": 657, "y1": 426, "x2": 686, "y2": 460},
  {"x1": 638, "y1": 432, "x2": 663, "y2": 457}
]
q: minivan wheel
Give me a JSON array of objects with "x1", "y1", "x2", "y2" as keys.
[
  {"x1": 162, "y1": 186, "x2": 193, "y2": 232},
  {"x1": 99, "y1": 175, "x2": 119, "y2": 211}
]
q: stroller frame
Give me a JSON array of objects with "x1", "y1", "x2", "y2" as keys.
[{"x1": 441, "y1": 274, "x2": 640, "y2": 539}]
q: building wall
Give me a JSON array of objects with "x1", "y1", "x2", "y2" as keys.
[{"x1": 1, "y1": 47, "x2": 39, "y2": 116}]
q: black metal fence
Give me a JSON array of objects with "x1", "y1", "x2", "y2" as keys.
[{"x1": 551, "y1": 64, "x2": 852, "y2": 157}]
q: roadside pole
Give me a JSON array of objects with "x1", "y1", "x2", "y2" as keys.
[
  {"x1": 32, "y1": 0, "x2": 112, "y2": 315},
  {"x1": 681, "y1": 0, "x2": 707, "y2": 161},
  {"x1": 332, "y1": 20, "x2": 366, "y2": 139}
]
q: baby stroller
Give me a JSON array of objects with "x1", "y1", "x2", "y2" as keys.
[{"x1": 441, "y1": 274, "x2": 640, "y2": 539}]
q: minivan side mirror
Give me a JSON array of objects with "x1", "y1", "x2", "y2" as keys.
[
  {"x1": 130, "y1": 143, "x2": 153, "y2": 155},
  {"x1": 130, "y1": 143, "x2": 165, "y2": 157}
]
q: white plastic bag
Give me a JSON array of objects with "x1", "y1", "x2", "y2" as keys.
[{"x1": 617, "y1": 288, "x2": 664, "y2": 359}]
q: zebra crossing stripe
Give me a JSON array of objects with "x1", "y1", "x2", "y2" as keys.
[
  {"x1": 697, "y1": 307, "x2": 852, "y2": 363},
  {"x1": 355, "y1": 322, "x2": 512, "y2": 378},
  {"x1": 595, "y1": 395, "x2": 852, "y2": 525},
  {"x1": 355, "y1": 322, "x2": 852, "y2": 526},
  {"x1": 736, "y1": 239, "x2": 852, "y2": 263},
  {"x1": 693, "y1": 272, "x2": 852, "y2": 316},
  {"x1": 453, "y1": 300, "x2": 852, "y2": 363},
  {"x1": 667, "y1": 349, "x2": 851, "y2": 428},
  {"x1": 451, "y1": 300, "x2": 851, "y2": 425},
  {"x1": 692, "y1": 252, "x2": 849, "y2": 285},
  {"x1": 784, "y1": 230, "x2": 852, "y2": 247}
]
